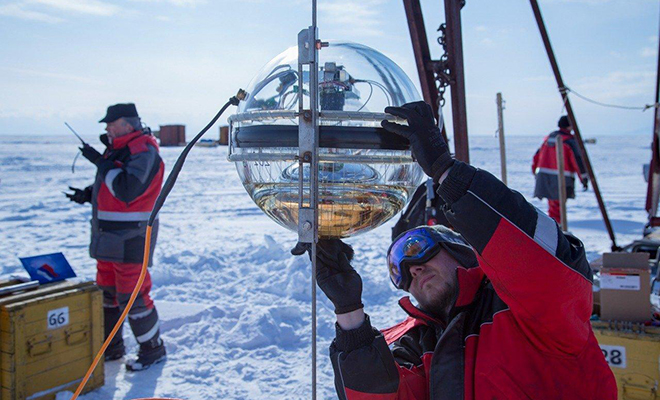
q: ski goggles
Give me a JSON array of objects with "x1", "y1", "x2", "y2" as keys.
[{"x1": 387, "y1": 227, "x2": 443, "y2": 291}]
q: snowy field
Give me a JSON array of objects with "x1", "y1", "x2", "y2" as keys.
[{"x1": 0, "y1": 132, "x2": 650, "y2": 399}]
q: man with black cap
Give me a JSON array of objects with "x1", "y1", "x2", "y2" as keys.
[
  {"x1": 532, "y1": 115, "x2": 588, "y2": 224},
  {"x1": 295, "y1": 102, "x2": 616, "y2": 399},
  {"x1": 65, "y1": 103, "x2": 167, "y2": 371}
]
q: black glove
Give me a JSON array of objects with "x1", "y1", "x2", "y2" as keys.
[
  {"x1": 582, "y1": 178, "x2": 589, "y2": 192},
  {"x1": 382, "y1": 101, "x2": 454, "y2": 181},
  {"x1": 291, "y1": 239, "x2": 363, "y2": 314},
  {"x1": 65, "y1": 186, "x2": 92, "y2": 204},
  {"x1": 80, "y1": 143, "x2": 102, "y2": 165}
]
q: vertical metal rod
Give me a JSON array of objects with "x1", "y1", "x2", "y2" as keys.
[
  {"x1": 529, "y1": 0, "x2": 618, "y2": 249},
  {"x1": 312, "y1": 0, "x2": 317, "y2": 30},
  {"x1": 402, "y1": 0, "x2": 456, "y2": 142},
  {"x1": 310, "y1": 2, "x2": 319, "y2": 398},
  {"x1": 401, "y1": 0, "x2": 448, "y2": 142},
  {"x1": 556, "y1": 135, "x2": 568, "y2": 231},
  {"x1": 645, "y1": 6, "x2": 660, "y2": 224},
  {"x1": 496, "y1": 93, "x2": 507, "y2": 185},
  {"x1": 444, "y1": 0, "x2": 469, "y2": 163},
  {"x1": 297, "y1": 23, "x2": 318, "y2": 400},
  {"x1": 402, "y1": 0, "x2": 439, "y2": 122}
]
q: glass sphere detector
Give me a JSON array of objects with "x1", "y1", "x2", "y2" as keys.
[{"x1": 228, "y1": 42, "x2": 425, "y2": 238}]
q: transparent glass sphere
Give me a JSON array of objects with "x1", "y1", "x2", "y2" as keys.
[
  {"x1": 238, "y1": 41, "x2": 420, "y2": 116},
  {"x1": 229, "y1": 41, "x2": 425, "y2": 238}
]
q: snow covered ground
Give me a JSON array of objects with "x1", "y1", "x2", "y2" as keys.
[{"x1": 0, "y1": 132, "x2": 650, "y2": 399}]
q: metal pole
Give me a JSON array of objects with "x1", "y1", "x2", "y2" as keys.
[
  {"x1": 297, "y1": 2, "x2": 319, "y2": 396},
  {"x1": 310, "y1": 6, "x2": 318, "y2": 400},
  {"x1": 645, "y1": 7, "x2": 660, "y2": 225},
  {"x1": 529, "y1": 0, "x2": 618, "y2": 249},
  {"x1": 556, "y1": 135, "x2": 568, "y2": 231},
  {"x1": 400, "y1": 0, "x2": 448, "y2": 142},
  {"x1": 402, "y1": 0, "x2": 439, "y2": 121},
  {"x1": 496, "y1": 93, "x2": 507, "y2": 185},
  {"x1": 444, "y1": 0, "x2": 469, "y2": 163}
]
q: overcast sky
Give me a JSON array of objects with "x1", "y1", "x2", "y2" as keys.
[{"x1": 0, "y1": 0, "x2": 658, "y2": 141}]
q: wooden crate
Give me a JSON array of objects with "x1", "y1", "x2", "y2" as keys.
[
  {"x1": 593, "y1": 321, "x2": 660, "y2": 399},
  {"x1": 0, "y1": 280, "x2": 104, "y2": 400}
]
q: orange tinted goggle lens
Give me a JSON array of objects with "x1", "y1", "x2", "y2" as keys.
[{"x1": 388, "y1": 229, "x2": 437, "y2": 289}]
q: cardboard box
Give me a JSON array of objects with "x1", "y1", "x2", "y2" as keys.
[{"x1": 600, "y1": 252, "x2": 650, "y2": 323}]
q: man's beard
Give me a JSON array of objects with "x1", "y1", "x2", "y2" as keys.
[{"x1": 418, "y1": 278, "x2": 458, "y2": 320}]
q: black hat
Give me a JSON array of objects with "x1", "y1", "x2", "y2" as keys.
[
  {"x1": 99, "y1": 103, "x2": 139, "y2": 123},
  {"x1": 558, "y1": 115, "x2": 571, "y2": 129}
]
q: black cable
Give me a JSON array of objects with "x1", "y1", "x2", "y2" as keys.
[
  {"x1": 71, "y1": 151, "x2": 81, "y2": 173},
  {"x1": 148, "y1": 90, "x2": 245, "y2": 226}
]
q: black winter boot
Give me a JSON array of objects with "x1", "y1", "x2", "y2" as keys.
[
  {"x1": 125, "y1": 335, "x2": 166, "y2": 372},
  {"x1": 104, "y1": 307, "x2": 125, "y2": 361}
]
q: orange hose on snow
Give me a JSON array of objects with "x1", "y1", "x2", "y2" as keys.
[{"x1": 70, "y1": 226, "x2": 154, "y2": 400}]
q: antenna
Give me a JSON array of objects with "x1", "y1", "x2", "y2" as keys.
[{"x1": 64, "y1": 122, "x2": 86, "y2": 144}]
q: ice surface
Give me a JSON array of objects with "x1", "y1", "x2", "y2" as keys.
[{"x1": 0, "y1": 133, "x2": 648, "y2": 399}]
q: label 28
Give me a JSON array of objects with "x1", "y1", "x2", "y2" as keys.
[{"x1": 600, "y1": 345, "x2": 626, "y2": 368}]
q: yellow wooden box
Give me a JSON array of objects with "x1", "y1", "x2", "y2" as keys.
[
  {"x1": 0, "y1": 280, "x2": 104, "y2": 400},
  {"x1": 593, "y1": 321, "x2": 660, "y2": 400}
]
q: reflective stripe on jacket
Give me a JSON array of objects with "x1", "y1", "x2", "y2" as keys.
[
  {"x1": 90, "y1": 130, "x2": 164, "y2": 263},
  {"x1": 532, "y1": 130, "x2": 588, "y2": 200},
  {"x1": 328, "y1": 161, "x2": 616, "y2": 400}
]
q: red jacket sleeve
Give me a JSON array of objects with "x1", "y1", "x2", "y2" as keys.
[
  {"x1": 329, "y1": 316, "x2": 428, "y2": 400},
  {"x1": 565, "y1": 137, "x2": 588, "y2": 181},
  {"x1": 532, "y1": 147, "x2": 540, "y2": 174},
  {"x1": 438, "y1": 162, "x2": 593, "y2": 356}
]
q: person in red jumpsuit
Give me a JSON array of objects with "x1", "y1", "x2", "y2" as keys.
[
  {"x1": 66, "y1": 103, "x2": 166, "y2": 371},
  {"x1": 532, "y1": 115, "x2": 588, "y2": 224}
]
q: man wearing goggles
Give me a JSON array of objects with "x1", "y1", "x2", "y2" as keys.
[{"x1": 296, "y1": 101, "x2": 616, "y2": 399}]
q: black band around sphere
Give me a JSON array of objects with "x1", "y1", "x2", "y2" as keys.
[{"x1": 233, "y1": 125, "x2": 411, "y2": 150}]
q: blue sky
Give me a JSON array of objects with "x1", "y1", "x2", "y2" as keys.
[{"x1": 0, "y1": 0, "x2": 657, "y2": 140}]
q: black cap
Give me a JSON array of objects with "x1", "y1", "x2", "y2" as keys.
[
  {"x1": 558, "y1": 115, "x2": 571, "y2": 129},
  {"x1": 99, "y1": 103, "x2": 139, "y2": 123}
]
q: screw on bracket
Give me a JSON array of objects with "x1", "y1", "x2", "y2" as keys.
[
  {"x1": 303, "y1": 110, "x2": 312, "y2": 121},
  {"x1": 303, "y1": 221, "x2": 312, "y2": 231},
  {"x1": 302, "y1": 152, "x2": 312, "y2": 162}
]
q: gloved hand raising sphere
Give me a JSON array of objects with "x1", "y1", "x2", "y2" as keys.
[
  {"x1": 291, "y1": 239, "x2": 363, "y2": 314},
  {"x1": 382, "y1": 101, "x2": 454, "y2": 182}
]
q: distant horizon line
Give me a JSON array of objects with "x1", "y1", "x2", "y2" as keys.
[{"x1": 0, "y1": 131, "x2": 650, "y2": 139}]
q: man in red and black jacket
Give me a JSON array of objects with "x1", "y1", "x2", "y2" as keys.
[
  {"x1": 532, "y1": 116, "x2": 589, "y2": 224},
  {"x1": 295, "y1": 102, "x2": 616, "y2": 399},
  {"x1": 66, "y1": 103, "x2": 166, "y2": 371}
]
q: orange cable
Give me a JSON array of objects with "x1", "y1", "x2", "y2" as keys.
[{"x1": 70, "y1": 225, "x2": 154, "y2": 400}]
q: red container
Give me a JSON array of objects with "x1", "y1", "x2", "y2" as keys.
[
  {"x1": 219, "y1": 126, "x2": 229, "y2": 145},
  {"x1": 159, "y1": 125, "x2": 186, "y2": 146}
]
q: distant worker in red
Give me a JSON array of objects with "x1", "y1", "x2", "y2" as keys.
[
  {"x1": 532, "y1": 115, "x2": 588, "y2": 224},
  {"x1": 65, "y1": 103, "x2": 166, "y2": 371}
]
